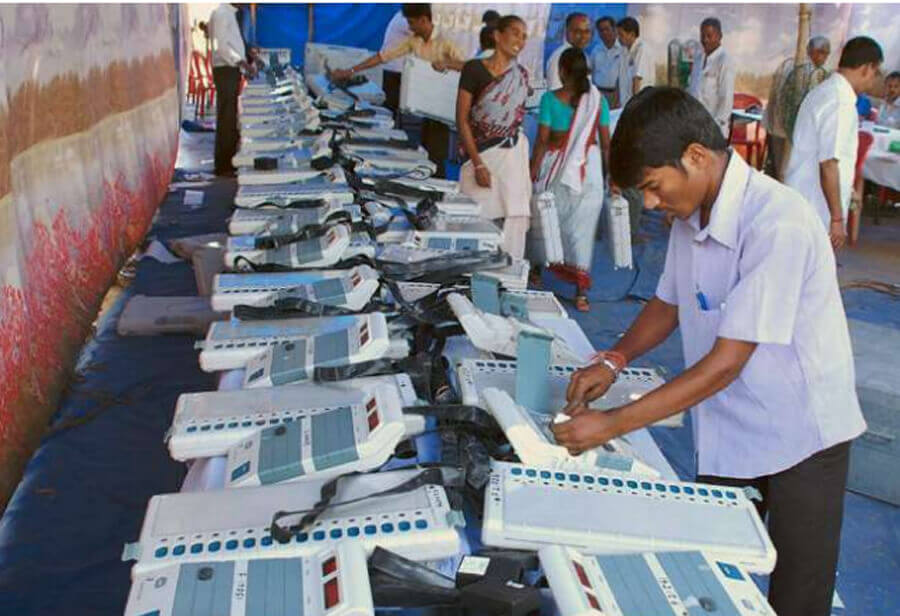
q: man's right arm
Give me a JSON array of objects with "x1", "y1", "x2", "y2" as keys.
[
  {"x1": 819, "y1": 159, "x2": 846, "y2": 249},
  {"x1": 611, "y1": 297, "x2": 679, "y2": 363}
]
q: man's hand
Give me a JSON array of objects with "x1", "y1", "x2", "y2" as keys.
[
  {"x1": 474, "y1": 165, "x2": 492, "y2": 188},
  {"x1": 550, "y1": 410, "x2": 620, "y2": 455},
  {"x1": 829, "y1": 220, "x2": 846, "y2": 250},
  {"x1": 565, "y1": 363, "x2": 616, "y2": 405},
  {"x1": 331, "y1": 68, "x2": 353, "y2": 82}
]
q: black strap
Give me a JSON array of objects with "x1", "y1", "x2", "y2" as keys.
[
  {"x1": 269, "y1": 465, "x2": 464, "y2": 543},
  {"x1": 234, "y1": 198, "x2": 329, "y2": 211}
]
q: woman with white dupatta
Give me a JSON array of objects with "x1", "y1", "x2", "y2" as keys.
[
  {"x1": 529, "y1": 47, "x2": 611, "y2": 311},
  {"x1": 456, "y1": 15, "x2": 532, "y2": 259}
]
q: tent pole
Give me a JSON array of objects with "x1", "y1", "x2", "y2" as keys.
[
  {"x1": 250, "y1": 4, "x2": 257, "y2": 44},
  {"x1": 795, "y1": 3, "x2": 811, "y2": 65},
  {"x1": 308, "y1": 4, "x2": 315, "y2": 42}
]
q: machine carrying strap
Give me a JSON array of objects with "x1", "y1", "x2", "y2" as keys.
[
  {"x1": 234, "y1": 197, "x2": 330, "y2": 211},
  {"x1": 269, "y1": 465, "x2": 465, "y2": 543}
]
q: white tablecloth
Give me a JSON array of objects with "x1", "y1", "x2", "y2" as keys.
[{"x1": 862, "y1": 121, "x2": 900, "y2": 191}]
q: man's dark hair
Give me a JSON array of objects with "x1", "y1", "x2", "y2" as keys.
[
  {"x1": 595, "y1": 16, "x2": 616, "y2": 30},
  {"x1": 480, "y1": 25, "x2": 496, "y2": 51},
  {"x1": 566, "y1": 12, "x2": 589, "y2": 29},
  {"x1": 616, "y1": 16, "x2": 639, "y2": 37},
  {"x1": 402, "y1": 3, "x2": 431, "y2": 21},
  {"x1": 887, "y1": 71, "x2": 900, "y2": 82},
  {"x1": 497, "y1": 14, "x2": 525, "y2": 33},
  {"x1": 838, "y1": 36, "x2": 883, "y2": 69},
  {"x1": 700, "y1": 17, "x2": 722, "y2": 35},
  {"x1": 482, "y1": 10, "x2": 500, "y2": 26},
  {"x1": 610, "y1": 87, "x2": 727, "y2": 188}
]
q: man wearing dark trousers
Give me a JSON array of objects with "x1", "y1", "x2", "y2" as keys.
[
  {"x1": 209, "y1": 3, "x2": 254, "y2": 177},
  {"x1": 554, "y1": 88, "x2": 865, "y2": 616}
]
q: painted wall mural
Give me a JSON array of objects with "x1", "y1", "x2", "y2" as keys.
[{"x1": 0, "y1": 4, "x2": 182, "y2": 508}]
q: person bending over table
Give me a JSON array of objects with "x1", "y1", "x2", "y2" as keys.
[
  {"x1": 455, "y1": 15, "x2": 532, "y2": 259},
  {"x1": 553, "y1": 87, "x2": 865, "y2": 616},
  {"x1": 331, "y1": 3, "x2": 464, "y2": 178},
  {"x1": 529, "y1": 47, "x2": 610, "y2": 312}
]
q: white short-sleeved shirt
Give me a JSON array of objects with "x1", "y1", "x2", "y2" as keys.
[
  {"x1": 380, "y1": 10, "x2": 412, "y2": 72},
  {"x1": 209, "y1": 4, "x2": 245, "y2": 68},
  {"x1": 688, "y1": 46, "x2": 736, "y2": 137},
  {"x1": 546, "y1": 43, "x2": 591, "y2": 91},
  {"x1": 784, "y1": 73, "x2": 859, "y2": 229},
  {"x1": 655, "y1": 152, "x2": 865, "y2": 478},
  {"x1": 619, "y1": 38, "x2": 654, "y2": 106},
  {"x1": 591, "y1": 41, "x2": 624, "y2": 90}
]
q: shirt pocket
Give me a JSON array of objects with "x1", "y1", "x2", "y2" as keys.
[{"x1": 680, "y1": 305, "x2": 724, "y2": 368}]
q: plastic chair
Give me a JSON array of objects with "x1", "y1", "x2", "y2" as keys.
[
  {"x1": 847, "y1": 131, "x2": 874, "y2": 245},
  {"x1": 729, "y1": 93, "x2": 767, "y2": 170}
]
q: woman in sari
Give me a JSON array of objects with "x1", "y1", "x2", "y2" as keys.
[
  {"x1": 529, "y1": 47, "x2": 610, "y2": 311},
  {"x1": 456, "y1": 15, "x2": 532, "y2": 259}
]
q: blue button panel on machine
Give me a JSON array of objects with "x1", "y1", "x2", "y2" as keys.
[
  {"x1": 310, "y1": 278, "x2": 348, "y2": 304},
  {"x1": 269, "y1": 340, "x2": 309, "y2": 386},
  {"x1": 258, "y1": 422, "x2": 305, "y2": 485},
  {"x1": 311, "y1": 406, "x2": 360, "y2": 470},
  {"x1": 313, "y1": 330, "x2": 351, "y2": 366}
]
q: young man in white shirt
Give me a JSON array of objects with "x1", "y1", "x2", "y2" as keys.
[
  {"x1": 380, "y1": 9, "x2": 413, "y2": 113},
  {"x1": 209, "y1": 3, "x2": 255, "y2": 177},
  {"x1": 546, "y1": 13, "x2": 592, "y2": 91},
  {"x1": 616, "y1": 16, "x2": 654, "y2": 107},
  {"x1": 554, "y1": 87, "x2": 865, "y2": 616},
  {"x1": 590, "y1": 15, "x2": 624, "y2": 107},
  {"x1": 688, "y1": 17, "x2": 735, "y2": 137},
  {"x1": 785, "y1": 36, "x2": 884, "y2": 249}
]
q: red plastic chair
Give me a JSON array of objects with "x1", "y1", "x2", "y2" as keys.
[
  {"x1": 848, "y1": 131, "x2": 874, "y2": 244},
  {"x1": 729, "y1": 93, "x2": 767, "y2": 170},
  {"x1": 190, "y1": 51, "x2": 216, "y2": 119}
]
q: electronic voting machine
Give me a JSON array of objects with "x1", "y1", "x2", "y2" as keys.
[
  {"x1": 246, "y1": 265, "x2": 380, "y2": 312},
  {"x1": 446, "y1": 293, "x2": 584, "y2": 364},
  {"x1": 197, "y1": 313, "x2": 395, "y2": 372},
  {"x1": 456, "y1": 359, "x2": 676, "y2": 425},
  {"x1": 482, "y1": 461, "x2": 776, "y2": 574},
  {"x1": 168, "y1": 374, "x2": 418, "y2": 460},
  {"x1": 212, "y1": 267, "x2": 374, "y2": 312},
  {"x1": 399, "y1": 57, "x2": 460, "y2": 126},
  {"x1": 481, "y1": 388, "x2": 659, "y2": 477},
  {"x1": 241, "y1": 315, "x2": 403, "y2": 388},
  {"x1": 227, "y1": 199, "x2": 360, "y2": 235},
  {"x1": 539, "y1": 545, "x2": 775, "y2": 616},
  {"x1": 233, "y1": 169, "x2": 353, "y2": 209},
  {"x1": 224, "y1": 384, "x2": 408, "y2": 488},
  {"x1": 122, "y1": 468, "x2": 462, "y2": 577},
  {"x1": 224, "y1": 224, "x2": 359, "y2": 270},
  {"x1": 125, "y1": 542, "x2": 374, "y2": 616}
]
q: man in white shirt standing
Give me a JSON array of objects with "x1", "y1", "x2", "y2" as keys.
[
  {"x1": 785, "y1": 37, "x2": 884, "y2": 249},
  {"x1": 209, "y1": 3, "x2": 254, "y2": 177},
  {"x1": 546, "y1": 13, "x2": 592, "y2": 91},
  {"x1": 555, "y1": 87, "x2": 866, "y2": 616},
  {"x1": 380, "y1": 9, "x2": 412, "y2": 113},
  {"x1": 616, "y1": 16, "x2": 654, "y2": 107},
  {"x1": 688, "y1": 17, "x2": 735, "y2": 137},
  {"x1": 590, "y1": 15, "x2": 624, "y2": 108}
]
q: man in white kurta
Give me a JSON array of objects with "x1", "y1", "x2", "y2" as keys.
[
  {"x1": 785, "y1": 36, "x2": 884, "y2": 249},
  {"x1": 546, "y1": 13, "x2": 592, "y2": 90},
  {"x1": 688, "y1": 17, "x2": 736, "y2": 137}
]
